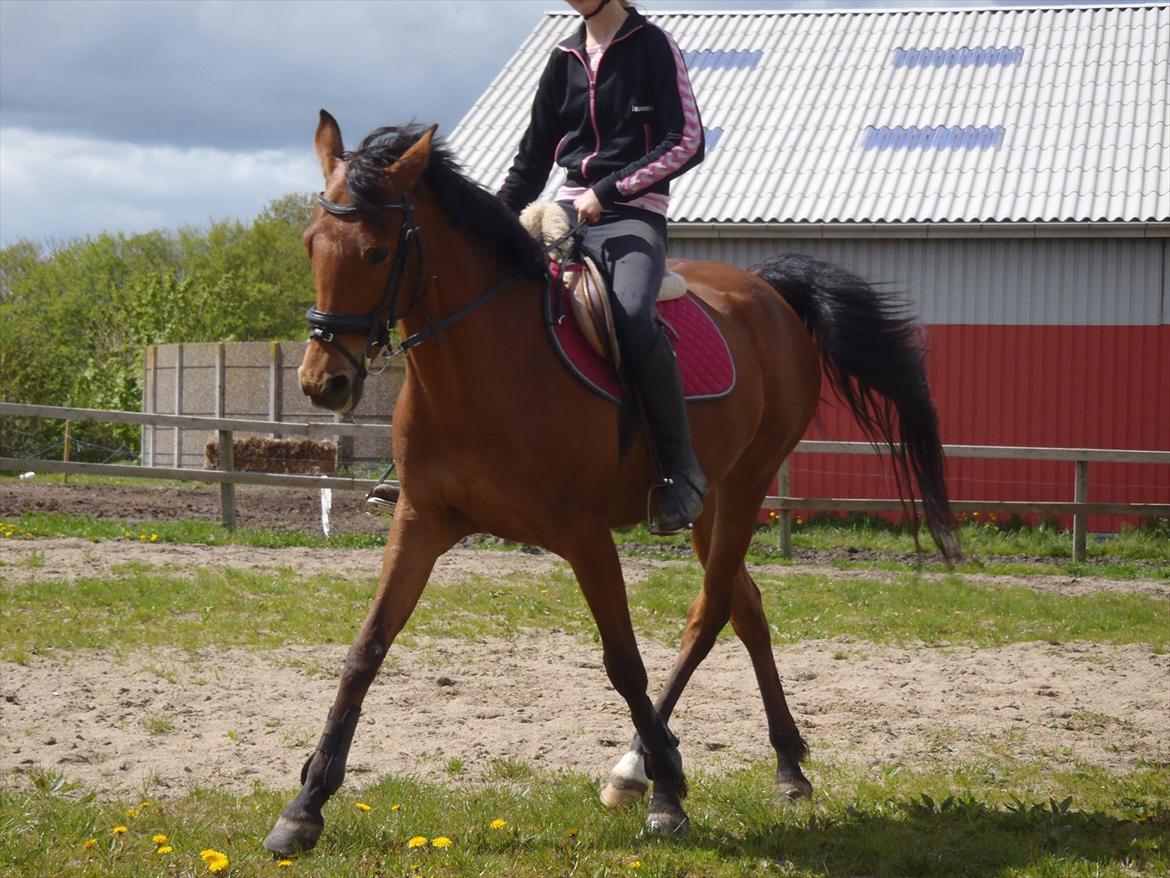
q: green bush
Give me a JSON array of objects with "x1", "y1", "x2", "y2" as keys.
[{"x1": 0, "y1": 194, "x2": 316, "y2": 459}]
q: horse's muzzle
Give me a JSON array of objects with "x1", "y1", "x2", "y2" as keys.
[{"x1": 298, "y1": 364, "x2": 364, "y2": 413}]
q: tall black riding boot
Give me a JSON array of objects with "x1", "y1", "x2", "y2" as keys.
[{"x1": 631, "y1": 330, "x2": 708, "y2": 534}]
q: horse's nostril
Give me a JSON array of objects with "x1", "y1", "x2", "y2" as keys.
[{"x1": 327, "y1": 374, "x2": 350, "y2": 396}]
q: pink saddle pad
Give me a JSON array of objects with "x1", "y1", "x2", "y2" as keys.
[{"x1": 548, "y1": 282, "x2": 735, "y2": 405}]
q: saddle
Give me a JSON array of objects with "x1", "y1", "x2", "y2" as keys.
[{"x1": 520, "y1": 202, "x2": 687, "y2": 370}]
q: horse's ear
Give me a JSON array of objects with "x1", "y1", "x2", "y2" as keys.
[
  {"x1": 315, "y1": 109, "x2": 344, "y2": 182},
  {"x1": 386, "y1": 124, "x2": 438, "y2": 191}
]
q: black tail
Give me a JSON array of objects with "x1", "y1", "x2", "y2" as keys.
[{"x1": 752, "y1": 254, "x2": 962, "y2": 562}]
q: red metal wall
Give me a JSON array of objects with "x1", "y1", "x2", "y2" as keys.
[{"x1": 788, "y1": 324, "x2": 1170, "y2": 531}]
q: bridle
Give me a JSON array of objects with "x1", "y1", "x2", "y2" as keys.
[
  {"x1": 307, "y1": 190, "x2": 586, "y2": 379},
  {"x1": 306, "y1": 192, "x2": 427, "y2": 379}
]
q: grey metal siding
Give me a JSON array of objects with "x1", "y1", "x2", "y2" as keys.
[{"x1": 668, "y1": 236, "x2": 1167, "y2": 325}]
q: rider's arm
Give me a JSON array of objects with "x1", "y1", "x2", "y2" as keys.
[{"x1": 498, "y1": 50, "x2": 564, "y2": 214}]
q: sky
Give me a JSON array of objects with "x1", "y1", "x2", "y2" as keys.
[{"x1": 0, "y1": 0, "x2": 1109, "y2": 246}]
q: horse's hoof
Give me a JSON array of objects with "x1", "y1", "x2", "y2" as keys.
[
  {"x1": 263, "y1": 815, "x2": 323, "y2": 856},
  {"x1": 600, "y1": 749, "x2": 649, "y2": 809},
  {"x1": 645, "y1": 806, "x2": 689, "y2": 836},
  {"x1": 600, "y1": 779, "x2": 647, "y2": 809},
  {"x1": 775, "y1": 772, "x2": 814, "y2": 802}
]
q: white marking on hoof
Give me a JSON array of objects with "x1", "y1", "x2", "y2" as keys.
[{"x1": 599, "y1": 749, "x2": 648, "y2": 809}]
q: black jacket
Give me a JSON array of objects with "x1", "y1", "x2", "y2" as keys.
[{"x1": 498, "y1": 9, "x2": 704, "y2": 214}]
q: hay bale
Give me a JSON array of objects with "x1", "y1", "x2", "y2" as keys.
[{"x1": 204, "y1": 436, "x2": 336, "y2": 474}]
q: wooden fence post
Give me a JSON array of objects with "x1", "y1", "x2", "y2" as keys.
[
  {"x1": 778, "y1": 461, "x2": 792, "y2": 558},
  {"x1": 1073, "y1": 458, "x2": 1089, "y2": 562},
  {"x1": 173, "y1": 344, "x2": 184, "y2": 467},
  {"x1": 219, "y1": 428, "x2": 236, "y2": 531},
  {"x1": 62, "y1": 419, "x2": 72, "y2": 482},
  {"x1": 269, "y1": 342, "x2": 283, "y2": 438}
]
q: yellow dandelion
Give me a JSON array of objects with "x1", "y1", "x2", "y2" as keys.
[
  {"x1": 407, "y1": 835, "x2": 428, "y2": 848},
  {"x1": 83, "y1": 838, "x2": 97, "y2": 849},
  {"x1": 111, "y1": 825, "x2": 127, "y2": 835},
  {"x1": 152, "y1": 833, "x2": 168, "y2": 845},
  {"x1": 126, "y1": 808, "x2": 138, "y2": 818},
  {"x1": 390, "y1": 803, "x2": 401, "y2": 812},
  {"x1": 566, "y1": 827, "x2": 579, "y2": 838},
  {"x1": 156, "y1": 845, "x2": 173, "y2": 855},
  {"x1": 277, "y1": 860, "x2": 293, "y2": 868},
  {"x1": 489, "y1": 818, "x2": 506, "y2": 830},
  {"x1": 355, "y1": 801, "x2": 371, "y2": 812},
  {"x1": 139, "y1": 800, "x2": 152, "y2": 809},
  {"x1": 150, "y1": 533, "x2": 158, "y2": 542},
  {"x1": 139, "y1": 534, "x2": 147, "y2": 541},
  {"x1": 630, "y1": 860, "x2": 642, "y2": 869},
  {"x1": 432, "y1": 836, "x2": 452, "y2": 849},
  {"x1": 200, "y1": 849, "x2": 230, "y2": 873}
]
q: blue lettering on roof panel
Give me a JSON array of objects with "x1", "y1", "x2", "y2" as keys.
[
  {"x1": 892, "y1": 45, "x2": 1025, "y2": 68},
  {"x1": 861, "y1": 125, "x2": 1006, "y2": 150},
  {"x1": 682, "y1": 49, "x2": 763, "y2": 71}
]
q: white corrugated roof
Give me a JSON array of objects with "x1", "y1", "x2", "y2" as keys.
[{"x1": 447, "y1": 4, "x2": 1170, "y2": 225}]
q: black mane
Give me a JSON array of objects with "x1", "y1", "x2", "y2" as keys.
[{"x1": 345, "y1": 125, "x2": 546, "y2": 278}]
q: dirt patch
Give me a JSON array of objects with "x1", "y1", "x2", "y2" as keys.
[
  {"x1": 2, "y1": 635, "x2": 1166, "y2": 798},
  {"x1": 2, "y1": 507, "x2": 1166, "y2": 799},
  {"x1": 2, "y1": 479, "x2": 387, "y2": 536}
]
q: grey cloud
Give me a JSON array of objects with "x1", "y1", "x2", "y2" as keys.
[{"x1": 0, "y1": 0, "x2": 544, "y2": 151}]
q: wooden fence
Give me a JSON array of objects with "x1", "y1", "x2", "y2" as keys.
[{"x1": 3, "y1": 402, "x2": 1168, "y2": 560}]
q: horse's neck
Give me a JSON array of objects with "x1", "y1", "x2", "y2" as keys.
[{"x1": 397, "y1": 206, "x2": 545, "y2": 403}]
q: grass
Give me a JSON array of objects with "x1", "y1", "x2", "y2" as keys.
[
  {"x1": 1, "y1": 759, "x2": 1165, "y2": 877},
  {"x1": 3, "y1": 501, "x2": 1168, "y2": 577},
  {"x1": 2, "y1": 562, "x2": 1167, "y2": 661}
]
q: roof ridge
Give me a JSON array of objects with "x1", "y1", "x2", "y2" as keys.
[{"x1": 545, "y1": 4, "x2": 1168, "y2": 17}]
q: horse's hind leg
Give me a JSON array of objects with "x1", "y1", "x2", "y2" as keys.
[
  {"x1": 729, "y1": 568, "x2": 812, "y2": 800},
  {"x1": 601, "y1": 477, "x2": 811, "y2": 806},
  {"x1": 264, "y1": 505, "x2": 467, "y2": 855},
  {"x1": 601, "y1": 488, "x2": 759, "y2": 808},
  {"x1": 563, "y1": 524, "x2": 690, "y2": 834}
]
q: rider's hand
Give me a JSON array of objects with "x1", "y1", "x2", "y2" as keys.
[{"x1": 574, "y1": 189, "x2": 603, "y2": 224}]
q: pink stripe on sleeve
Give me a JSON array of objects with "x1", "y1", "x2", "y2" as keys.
[{"x1": 616, "y1": 31, "x2": 702, "y2": 196}]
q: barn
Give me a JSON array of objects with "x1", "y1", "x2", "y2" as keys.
[{"x1": 447, "y1": 3, "x2": 1169, "y2": 529}]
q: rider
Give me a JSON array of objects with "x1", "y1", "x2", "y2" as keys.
[
  {"x1": 370, "y1": 0, "x2": 707, "y2": 533},
  {"x1": 498, "y1": 0, "x2": 707, "y2": 534}
]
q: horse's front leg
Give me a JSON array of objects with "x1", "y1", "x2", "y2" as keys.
[
  {"x1": 264, "y1": 503, "x2": 466, "y2": 856},
  {"x1": 563, "y1": 525, "x2": 690, "y2": 835}
]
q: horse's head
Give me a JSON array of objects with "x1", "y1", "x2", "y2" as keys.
[{"x1": 297, "y1": 110, "x2": 436, "y2": 413}]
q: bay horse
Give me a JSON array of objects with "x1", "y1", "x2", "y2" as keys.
[{"x1": 263, "y1": 111, "x2": 960, "y2": 855}]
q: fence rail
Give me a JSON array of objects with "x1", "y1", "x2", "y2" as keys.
[{"x1": 3, "y1": 403, "x2": 1168, "y2": 559}]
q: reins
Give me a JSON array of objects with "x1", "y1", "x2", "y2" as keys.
[{"x1": 307, "y1": 191, "x2": 587, "y2": 378}]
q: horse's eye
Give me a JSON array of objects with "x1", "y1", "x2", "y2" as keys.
[{"x1": 369, "y1": 248, "x2": 390, "y2": 267}]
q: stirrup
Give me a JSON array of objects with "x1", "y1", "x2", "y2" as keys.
[
  {"x1": 365, "y1": 483, "x2": 399, "y2": 514},
  {"x1": 646, "y1": 477, "x2": 699, "y2": 536},
  {"x1": 365, "y1": 462, "x2": 400, "y2": 514}
]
